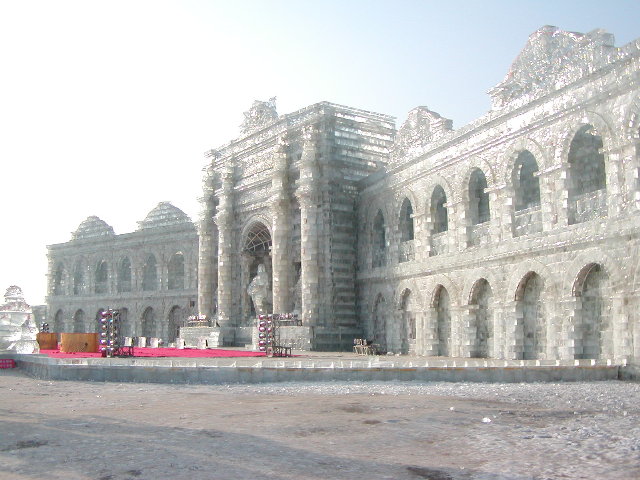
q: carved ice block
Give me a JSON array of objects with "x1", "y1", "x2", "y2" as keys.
[{"x1": 207, "y1": 331, "x2": 222, "y2": 347}]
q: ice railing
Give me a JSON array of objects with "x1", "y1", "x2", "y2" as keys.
[
  {"x1": 469, "y1": 223, "x2": 490, "y2": 247},
  {"x1": 430, "y1": 231, "x2": 449, "y2": 256},
  {"x1": 513, "y1": 205, "x2": 542, "y2": 237},
  {"x1": 398, "y1": 240, "x2": 415, "y2": 263},
  {"x1": 568, "y1": 188, "x2": 607, "y2": 224}
]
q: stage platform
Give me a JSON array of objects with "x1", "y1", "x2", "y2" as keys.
[
  {"x1": 2, "y1": 348, "x2": 636, "y2": 384},
  {"x1": 38, "y1": 346, "x2": 265, "y2": 359}
]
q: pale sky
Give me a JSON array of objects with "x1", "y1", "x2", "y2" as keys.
[{"x1": 1, "y1": 0, "x2": 638, "y2": 305}]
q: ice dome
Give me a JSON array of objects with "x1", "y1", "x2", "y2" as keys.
[
  {"x1": 71, "y1": 216, "x2": 115, "y2": 240},
  {"x1": 137, "y1": 202, "x2": 194, "y2": 230}
]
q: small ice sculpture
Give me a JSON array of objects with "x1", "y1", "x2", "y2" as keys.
[{"x1": 0, "y1": 285, "x2": 39, "y2": 354}]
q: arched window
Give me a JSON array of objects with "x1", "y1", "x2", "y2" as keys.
[
  {"x1": 469, "y1": 169, "x2": 490, "y2": 225},
  {"x1": 433, "y1": 286, "x2": 451, "y2": 356},
  {"x1": 372, "y1": 210, "x2": 386, "y2": 268},
  {"x1": 141, "y1": 307, "x2": 156, "y2": 338},
  {"x1": 242, "y1": 222, "x2": 273, "y2": 321},
  {"x1": 73, "y1": 309, "x2": 85, "y2": 333},
  {"x1": 167, "y1": 252, "x2": 185, "y2": 290},
  {"x1": 117, "y1": 257, "x2": 132, "y2": 293},
  {"x1": 142, "y1": 254, "x2": 157, "y2": 291},
  {"x1": 569, "y1": 125, "x2": 606, "y2": 196},
  {"x1": 53, "y1": 264, "x2": 65, "y2": 296},
  {"x1": 429, "y1": 186, "x2": 449, "y2": 256},
  {"x1": 95, "y1": 260, "x2": 108, "y2": 294},
  {"x1": 470, "y1": 279, "x2": 493, "y2": 358},
  {"x1": 515, "y1": 272, "x2": 545, "y2": 360},
  {"x1": 574, "y1": 264, "x2": 610, "y2": 359},
  {"x1": 54, "y1": 309, "x2": 64, "y2": 332},
  {"x1": 568, "y1": 125, "x2": 607, "y2": 224},
  {"x1": 513, "y1": 151, "x2": 540, "y2": 211},
  {"x1": 400, "y1": 289, "x2": 415, "y2": 354},
  {"x1": 119, "y1": 308, "x2": 130, "y2": 337},
  {"x1": 398, "y1": 199, "x2": 414, "y2": 263},
  {"x1": 168, "y1": 305, "x2": 183, "y2": 342},
  {"x1": 399, "y1": 198, "x2": 414, "y2": 241},
  {"x1": 73, "y1": 262, "x2": 85, "y2": 295},
  {"x1": 431, "y1": 185, "x2": 448, "y2": 234},
  {"x1": 373, "y1": 294, "x2": 386, "y2": 352},
  {"x1": 244, "y1": 222, "x2": 272, "y2": 254}
]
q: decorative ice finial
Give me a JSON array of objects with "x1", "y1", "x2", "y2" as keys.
[
  {"x1": 391, "y1": 106, "x2": 452, "y2": 162},
  {"x1": 489, "y1": 26, "x2": 617, "y2": 109},
  {"x1": 240, "y1": 97, "x2": 278, "y2": 135}
]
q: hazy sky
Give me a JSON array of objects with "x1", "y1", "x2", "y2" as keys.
[{"x1": 1, "y1": 0, "x2": 639, "y2": 305}]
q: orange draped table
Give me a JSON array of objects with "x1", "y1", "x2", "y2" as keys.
[
  {"x1": 36, "y1": 332, "x2": 58, "y2": 350},
  {"x1": 59, "y1": 333, "x2": 99, "y2": 353}
]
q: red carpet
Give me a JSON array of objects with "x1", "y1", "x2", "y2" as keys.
[{"x1": 40, "y1": 347, "x2": 265, "y2": 359}]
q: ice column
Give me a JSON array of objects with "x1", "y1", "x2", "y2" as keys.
[
  {"x1": 216, "y1": 163, "x2": 235, "y2": 327},
  {"x1": 197, "y1": 193, "x2": 217, "y2": 320},
  {"x1": 270, "y1": 138, "x2": 292, "y2": 313},
  {"x1": 295, "y1": 128, "x2": 320, "y2": 326}
]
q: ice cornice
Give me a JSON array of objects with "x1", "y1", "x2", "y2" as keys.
[{"x1": 209, "y1": 101, "x2": 395, "y2": 160}]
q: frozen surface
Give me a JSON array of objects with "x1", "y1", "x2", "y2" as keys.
[{"x1": 1, "y1": 370, "x2": 639, "y2": 480}]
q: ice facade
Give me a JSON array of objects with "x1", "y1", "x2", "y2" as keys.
[
  {"x1": 357, "y1": 27, "x2": 640, "y2": 360},
  {"x1": 46, "y1": 202, "x2": 198, "y2": 343},
  {"x1": 198, "y1": 102, "x2": 395, "y2": 349},
  {"x1": 46, "y1": 27, "x2": 640, "y2": 361}
]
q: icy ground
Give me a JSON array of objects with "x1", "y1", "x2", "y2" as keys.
[{"x1": 1, "y1": 371, "x2": 639, "y2": 480}]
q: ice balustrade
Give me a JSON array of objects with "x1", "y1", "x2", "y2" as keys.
[
  {"x1": 398, "y1": 240, "x2": 415, "y2": 263},
  {"x1": 569, "y1": 188, "x2": 607, "y2": 224},
  {"x1": 430, "y1": 231, "x2": 449, "y2": 256},
  {"x1": 469, "y1": 222, "x2": 490, "y2": 247},
  {"x1": 513, "y1": 205, "x2": 542, "y2": 237}
]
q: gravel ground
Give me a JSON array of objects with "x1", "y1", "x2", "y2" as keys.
[{"x1": 1, "y1": 369, "x2": 639, "y2": 480}]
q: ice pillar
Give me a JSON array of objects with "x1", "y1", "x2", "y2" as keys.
[
  {"x1": 295, "y1": 128, "x2": 320, "y2": 326},
  {"x1": 216, "y1": 164, "x2": 235, "y2": 327},
  {"x1": 270, "y1": 139, "x2": 292, "y2": 313}
]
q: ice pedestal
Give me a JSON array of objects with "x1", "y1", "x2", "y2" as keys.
[{"x1": 180, "y1": 327, "x2": 223, "y2": 348}]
